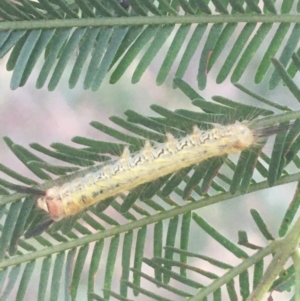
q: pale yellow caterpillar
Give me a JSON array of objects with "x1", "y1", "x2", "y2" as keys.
[{"x1": 36, "y1": 121, "x2": 280, "y2": 222}]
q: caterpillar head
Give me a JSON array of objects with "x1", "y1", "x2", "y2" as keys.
[{"x1": 37, "y1": 187, "x2": 64, "y2": 221}]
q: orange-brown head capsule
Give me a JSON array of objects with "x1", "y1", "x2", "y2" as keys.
[{"x1": 37, "y1": 187, "x2": 65, "y2": 221}]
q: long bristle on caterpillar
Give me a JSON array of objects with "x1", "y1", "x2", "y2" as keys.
[
  {"x1": 35, "y1": 121, "x2": 289, "y2": 222},
  {"x1": 252, "y1": 123, "x2": 291, "y2": 142},
  {"x1": 5, "y1": 184, "x2": 45, "y2": 196}
]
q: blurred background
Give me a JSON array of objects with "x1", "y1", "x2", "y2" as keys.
[{"x1": 0, "y1": 22, "x2": 298, "y2": 300}]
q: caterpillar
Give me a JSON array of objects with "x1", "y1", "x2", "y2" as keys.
[{"x1": 35, "y1": 121, "x2": 282, "y2": 222}]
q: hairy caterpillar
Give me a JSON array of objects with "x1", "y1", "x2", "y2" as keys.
[{"x1": 35, "y1": 121, "x2": 282, "y2": 222}]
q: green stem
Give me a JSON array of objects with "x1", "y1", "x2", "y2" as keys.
[
  {"x1": 249, "y1": 109, "x2": 300, "y2": 129},
  {"x1": 0, "y1": 172, "x2": 300, "y2": 269},
  {"x1": 246, "y1": 216, "x2": 300, "y2": 301},
  {"x1": 0, "y1": 14, "x2": 300, "y2": 30},
  {"x1": 188, "y1": 240, "x2": 281, "y2": 301},
  {"x1": 292, "y1": 249, "x2": 300, "y2": 301}
]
